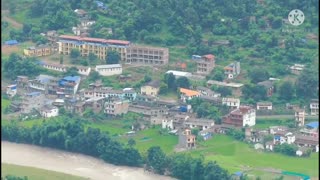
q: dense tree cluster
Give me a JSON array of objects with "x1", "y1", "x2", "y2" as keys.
[
  {"x1": 2, "y1": 175, "x2": 28, "y2": 180},
  {"x1": 146, "y1": 146, "x2": 230, "y2": 179},
  {"x1": 2, "y1": 118, "x2": 231, "y2": 179},
  {"x1": 3, "y1": 53, "x2": 42, "y2": 80},
  {"x1": 274, "y1": 143, "x2": 299, "y2": 156}
]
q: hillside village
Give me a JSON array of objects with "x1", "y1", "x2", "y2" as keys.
[
  {"x1": 1, "y1": 0, "x2": 319, "y2": 179},
  {"x1": 2, "y1": 30, "x2": 319, "y2": 158}
]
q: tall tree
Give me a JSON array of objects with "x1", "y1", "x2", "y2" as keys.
[
  {"x1": 106, "y1": 50, "x2": 120, "y2": 64},
  {"x1": 279, "y1": 81, "x2": 294, "y2": 100},
  {"x1": 146, "y1": 146, "x2": 167, "y2": 174},
  {"x1": 176, "y1": 77, "x2": 190, "y2": 89},
  {"x1": 296, "y1": 67, "x2": 319, "y2": 99}
]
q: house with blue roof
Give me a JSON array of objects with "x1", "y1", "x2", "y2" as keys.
[
  {"x1": 4, "y1": 40, "x2": 18, "y2": 46},
  {"x1": 57, "y1": 76, "x2": 81, "y2": 97}
]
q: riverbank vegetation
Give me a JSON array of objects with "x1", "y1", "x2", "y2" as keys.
[{"x1": 1, "y1": 117, "x2": 230, "y2": 179}]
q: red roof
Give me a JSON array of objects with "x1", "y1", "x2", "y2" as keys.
[{"x1": 59, "y1": 35, "x2": 130, "y2": 45}]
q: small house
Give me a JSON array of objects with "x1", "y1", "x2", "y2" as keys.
[
  {"x1": 141, "y1": 80, "x2": 161, "y2": 96},
  {"x1": 6, "y1": 84, "x2": 17, "y2": 97},
  {"x1": 40, "y1": 105, "x2": 59, "y2": 118},
  {"x1": 256, "y1": 102, "x2": 273, "y2": 110},
  {"x1": 4, "y1": 40, "x2": 18, "y2": 46},
  {"x1": 180, "y1": 88, "x2": 201, "y2": 102},
  {"x1": 310, "y1": 99, "x2": 319, "y2": 116},
  {"x1": 95, "y1": 64, "x2": 122, "y2": 76}
]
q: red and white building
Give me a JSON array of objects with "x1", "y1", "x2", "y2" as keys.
[{"x1": 222, "y1": 106, "x2": 256, "y2": 127}]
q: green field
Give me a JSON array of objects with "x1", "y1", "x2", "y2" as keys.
[
  {"x1": 119, "y1": 126, "x2": 178, "y2": 154},
  {"x1": 187, "y1": 135, "x2": 319, "y2": 178},
  {"x1": 1, "y1": 163, "x2": 88, "y2": 180}
]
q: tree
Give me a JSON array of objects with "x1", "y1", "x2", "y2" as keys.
[
  {"x1": 88, "y1": 71, "x2": 101, "y2": 82},
  {"x1": 106, "y1": 50, "x2": 120, "y2": 64},
  {"x1": 248, "y1": 68, "x2": 269, "y2": 83},
  {"x1": 143, "y1": 75, "x2": 152, "y2": 83},
  {"x1": 164, "y1": 73, "x2": 176, "y2": 91},
  {"x1": 176, "y1": 77, "x2": 190, "y2": 89},
  {"x1": 296, "y1": 67, "x2": 319, "y2": 99},
  {"x1": 59, "y1": 55, "x2": 64, "y2": 64},
  {"x1": 215, "y1": 86, "x2": 232, "y2": 97},
  {"x1": 146, "y1": 146, "x2": 167, "y2": 174},
  {"x1": 64, "y1": 67, "x2": 79, "y2": 76},
  {"x1": 70, "y1": 49, "x2": 80, "y2": 59},
  {"x1": 88, "y1": 52, "x2": 98, "y2": 64},
  {"x1": 279, "y1": 81, "x2": 294, "y2": 100},
  {"x1": 128, "y1": 138, "x2": 136, "y2": 147}
]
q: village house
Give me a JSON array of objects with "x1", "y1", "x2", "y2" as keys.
[
  {"x1": 265, "y1": 141, "x2": 274, "y2": 151},
  {"x1": 141, "y1": 80, "x2": 161, "y2": 96},
  {"x1": 290, "y1": 64, "x2": 305, "y2": 75},
  {"x1": 199, "y1": 128, "x2": 213, "y2": 141},
  {"x1": 310, "y1": 99, "x2": 319, "y2": 116},
  {"x1": 129, "y1": 102, "x2": 169, "y2": 120},
  {"x1": 135, "y1": 94, "x2": 158, "y2": 102},
  {"x1": 256, "y1": 102, "x2": 273, "y2": 110},
  {"x1": 295, "y1": 108, "x2": 305, "y2": 127},
  {"x1": 162, "y1": 112, "x2": 191, "y2": 130},
  {"x1": 23, "y1": 45, "x2": 53, "y2": 57},
  {"x1": 295, "y1": 135, "x2": 319, "y2": 152},
  {"x1": 16, "y1": 76, "x2": 29, "y2": 88},
  {"x1": 184, "y1": 118, "x2": 215, "y2": 131},
  {"x1": 28, "y1": 74, "x2": 58, "y2": 93},
  {"x1": 74, "y1": 9, "x2": 88, "y2": 18},
  {"x1": 196, "y1": 86, "x2": 221, "y2": 98},
  {"x1": 77, "y1": 66, "x2": 91, "y2": 76},
  {"x1": 57, "y1": 76, "x2": 81, "y2": 97},
  {"x1": 269, "y1": 126, "x2": 289, "y2": 135},
  {"x1": 177, "y1": 128, "x2": 196, "y2": 149},
  {"x1": 222, "y1": 106, "x2": 256, "y2": 127},
  {"x1": 224, "y1": 61, "x2": 240, "y2": 79},
  {"x1": 207, "y1": 80, "x2": 243, "y2": 97},
  {"x1": 299, "y1": 122, "x2": 319, "y2": 138},
  {"x1": 211, "y1": 124, "x2": 237, "y2": 134},
  {"x1": 95, "y1": 64, "x2": 122, "y2": 76},
  {"x1": 180, "y1": 88, "x2": 201, "y2": 102},
  {"x1": 20, "y1": 92, "x2": 47, "y2": 114},
  {"x1": 166, "y1": 70, "x2": 192, "y2": 79},
  {"x1": 40, "y1": 105, "x2": 59, "y2": 118},
  {"x1": 118, "y1": 74, "x2": 132, "y2": 82},
  {"x1": 257, "y1": 80, "x2": 274, "y2": 97},
  {"x1": 41, "y1": 62, "x2": 67, "y2": 72},
  {"x1": 58, "y1": 35, "x2": 130, "y2": 62},
  {"x1": 245, "y1": 128, "x2": 268, "y2": 143},
  {"x1": 273, "y1": 131, "x2": 295, "y2": 145},
  {"x1": 222, "y1": 97, "x2": 240, "y2": 109},
  {"x1": 84, "y1": 97, "x2": 105, "y2": 113},
  {"x1": 196, "y1": 54, "x2": 215, "y2": 75},
  {"x1": 126, "y1": 45, "x2": 169, "y2": 65},
  {"x1": 6, "y1": 84, "x2": 17, "y2": 97},
  {"x1": 104, "y1": 97, "x2": 129, "y2": 116},
  {"x1": 123, "y1": 88, "x2": 137, "y2": 101}
]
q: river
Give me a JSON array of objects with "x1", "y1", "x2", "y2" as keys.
[{"x1": 1, "y1": 141, "x2": 175, "y2": 180}]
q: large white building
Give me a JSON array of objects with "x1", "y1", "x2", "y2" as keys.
[
  {"x1": 166, "y1": 70, "x2": 192, "y2": 78},
  {"x1": 222, "y1": 98, "x2": 240, "y2": 109},
  {"x1": 95, "y1": 64, "x2": 122, "y2": 76},
  {"x1": 223, "y1": 106, "x2": 256, "y2": 127}
]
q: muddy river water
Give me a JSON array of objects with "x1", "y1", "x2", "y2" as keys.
[{"x1": 1, "y1": 141, "x2": 175, "y2": 180}]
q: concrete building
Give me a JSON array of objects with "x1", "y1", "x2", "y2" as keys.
[
  {"x1": 28, "y1": 74, "x2": 57, "y2": 93},
  {"x1": 84, "y1": 97, "x2": 105, "y2": 113},
  {"x1": 23, "y1": 45, "x2": 53, "y2": 57},
  {"x1": 295, "y1": 109, "x2": 305, "y2": 127},
  {"x1": 184, "y1": 118, "x2": 215, "y2": 131},
  {"x1": 6, "y1": 84, "x2": 17, "y2": 97},
  {"x1": 223, "y1": 106, "x2": 256, "y2": 127},
  {"x1": 126, "y1": 45, "x2": 169, "y2": 65},
  {"x1": 104, "y1": 97, "x2": 129, "y2": 116},
  {"x1": 196, "y1": 54, "x2": 215, "y2": 75},
  {"x1": 310, "y1": 99, "x2": 319, "y2": 116},
  {"x1": 40, "y1": 105, "x2": 59, "y2": 118},
  {"x1": 141, "y1": 80, "x2": 161, "y2": 96},
  {"x1": 256, "y1": 102, "x2": 273, "y2": 110},
  {"x1": 57, "y1": 76, "x2": 81, "y2": 97},
  {"x1": 77, "y1": 66, "x2": 91, "y2": 76},
  {"x1": 222, "y1": 97, "x2": 240, "y2": 109},
  {"x1": 295, "y1": 135, "x2": 319, "y2": 152},
  {"x1": 178, "y1": 128, "x2": 196, "y2": 149},
  {"x1": 41, "y1": 62, "x2": 67, "y2": 72},
  {"x1": 180, "y1": 88, "x2": 201, "y2": 102},
  {"x1": 290, "y1": 64, "x2": 305, "y2": 75},
  {"x1": 196, "y1": 86, "x2": 221, "y2": 98},
  {"x1": 95, "y1": 64, "x2": 122, "y2": 76},
  {"x1": 166, "y1": 70, "x2": 192, "y2": 78},
  {"x1": 273, "y1": 131, "x2": 295, "y2": 145},
  {"x1": 224, "y1": 61, "x2": 240, "y2": 79},
  {"x1": 58, "y1": 35, "x2": 130, "y2": 62},
  {"x1": 207, "y1": 80, "x2": 243, "y2": 97}
]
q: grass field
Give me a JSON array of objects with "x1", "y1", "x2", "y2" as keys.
[
  {"x1": 187, "y1": 135, "x2": 319, "y2": 178},
  {"x1": 1, "y1": 163, "x2": 87, "y2": 180},
  {"x1": 120, "y1": 126, "x2": 178, "y2": 154}
]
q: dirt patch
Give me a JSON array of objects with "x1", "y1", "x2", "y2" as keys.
[
  {"x1": 1, "y1": 45, "x2": 20, "y2": 56},
  {"x1": 1, "y1": 10, "x2": 23, "y2": 29}
]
